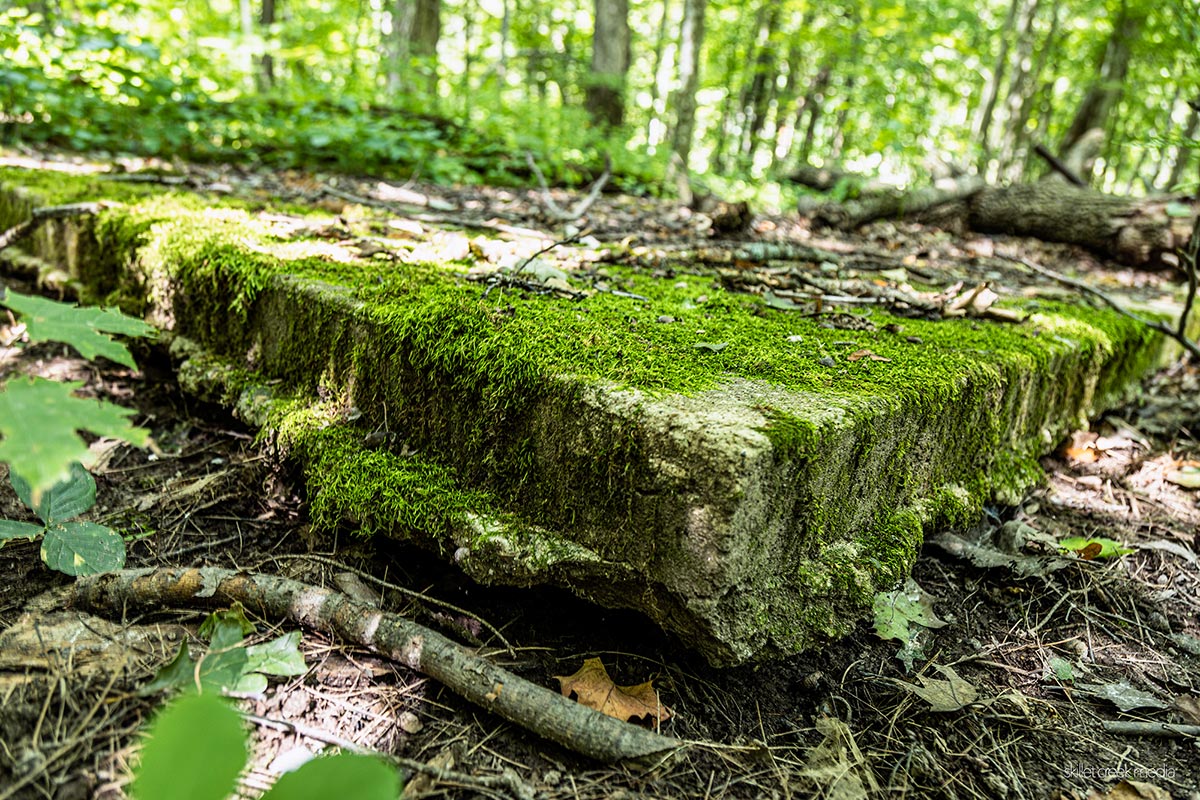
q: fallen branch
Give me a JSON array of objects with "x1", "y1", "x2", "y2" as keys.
[
  {"x1": 1101, "y1": 721, "x2": 1200, "y2": 739},
  {"x1": 525, "y1": 152, "x2": 612, "y2": 222},
  {"x1": 0, "y1": 202, "x2": 106, "y2": 251},
  {"x1": 998, "y1": 254, "x2": 1200, "y2": 360},
  {"x1": 70, "y1": 567, "x2": 683, "y2": 764}
]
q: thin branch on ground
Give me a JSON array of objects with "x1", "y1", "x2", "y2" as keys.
[
  {"x1": 269, "y1": 553, "x2": 515, "y2": 657},
  {"x1": 525, "y1": 152, "x2": 612, "y2": 222},
  {"x1": 0, "y1": 203, "x2": 106, "y2": 252},
  {"x1": 71, "y1": 567, "x2": 683, "y2": 764},
  {"x1": 998, "y1": 253, "x2": 1200, "y2": 360}
]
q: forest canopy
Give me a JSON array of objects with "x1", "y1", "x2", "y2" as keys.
[{"x1": 0, "y1": 0, "x2": 1197, "y2": 198}]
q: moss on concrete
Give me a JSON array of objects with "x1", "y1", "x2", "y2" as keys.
[{"x1": 0, "y1": 165, "x2": 1175, "y2": 664}]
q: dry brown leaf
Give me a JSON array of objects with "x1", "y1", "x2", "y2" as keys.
[
  {"x1": 847, "y1": 349, "x2": 891, "y2": 362},
  {"x1": 554, "y1": 657, "x2": 673, "y2": 724},
  {"x1": 1088, "y1": 780, "x2": 1172, "y2": 800}
]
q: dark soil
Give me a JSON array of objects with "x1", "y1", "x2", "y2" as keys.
[{"x1": 1, "y1": 154, "x2": 1198, "y2": 800}]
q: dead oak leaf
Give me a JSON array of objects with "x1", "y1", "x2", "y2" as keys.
[
  {"x1": 554, "y1": 657, "x2": 673, "y2": 725},
  {"x1": 848, "y1": 348, "x2": 890, "y2": 362}
]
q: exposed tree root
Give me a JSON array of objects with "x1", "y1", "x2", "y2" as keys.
[{"x1": 69, "y1": 567, "x2": 683, "y2": 764}]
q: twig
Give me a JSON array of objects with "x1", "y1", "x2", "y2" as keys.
[
  {"x1": 71, "y1": 568, "x2": 683, "y2": 764},
  {"x1": 0, "y1": 202, "x2": 106, "y2": 252},
  {"x1": 525, "y1": 152, "x2": 612, "y2": 222},
  {"x1": 270, "y1": 553, "x2": 515, "y2": 657},
  {"x1": 1176, "y1": 214, "x2": 1199, "y2": 342},
  {"x1": 999, "y1": 254, "x2": 1200, "y2": 360},
  {"x1": 1101, "y1": 721, "x2": 1200, "y2": 738},
  {"x1": 1033, "y1": 143, "x2": 1087, "y2": 187}
]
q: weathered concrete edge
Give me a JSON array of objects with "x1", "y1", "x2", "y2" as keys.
[{"x1": 0, "y1": 182, "x2": 1177, "y2": 664}]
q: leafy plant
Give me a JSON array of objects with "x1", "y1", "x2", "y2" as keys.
[
  {"x1": 133, "y1": 607, "x2": 399, "y2": 800},
  {"x1": 143, "y1": 605, "x2": 308, "y2": 695},
  {"x1": 0, "y1": 287, "x2": 154, "y2": 574},
  {"x1": 0, "y1": 461, "x2": 124, "y2": 575},
  {"x1": 133, "y1": 692, "x2": 400, "y2": 800}
]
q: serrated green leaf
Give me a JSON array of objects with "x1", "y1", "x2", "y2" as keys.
[
  {"x1": 262, "y1": 754, "x2": 401, "y2": 800},
  {"x1": 10, "y1": 461, "x2": 96, "y2": 524},
  {"x1": 131, "y1": 692, "x2": 248, "y2": 800},
  {"x1": 873, "y1": 577, "x2": 947, "y2": 642},
  {"x1": 41, "y1": 521, "x2": 125, "y2": 575},
  {"x1": 245, "y1": 631, "x2": 308, "y2": 677},
  {"x1": 0, "y1": 289, "x2": 155, "y2": 368},
  {"x1": 0, "y1": 377, "x2": 147, "y2": 497}
]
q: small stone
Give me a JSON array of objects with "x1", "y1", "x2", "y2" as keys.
[
  {"x1": 818, "y1": 356, "x2": 836, "y2": 367},
  {"x1": 399, "y1": 711, "x2": 424, "y2": 733},
  {"x1": 786, "y1": 335, "x2": 804, "y2": 342},
  {"x1": 657, "y1": 315, "x2": 675, "y2": 323},
  {"x1": 906, "y1": 335, "x2": 923, "y2": 344}
]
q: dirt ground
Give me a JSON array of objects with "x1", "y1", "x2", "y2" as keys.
[{"x1": 1, "y1": 160, "x2": 1199, "y2": 800}]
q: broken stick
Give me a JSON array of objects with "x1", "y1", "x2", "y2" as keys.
[{"x1": 70, "y1": 567, "x2": 683, "y2": 764}]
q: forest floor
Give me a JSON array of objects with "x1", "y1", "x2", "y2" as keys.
[{"x1": 1, "y1": 152, "x2": 1199, "y2": 800}]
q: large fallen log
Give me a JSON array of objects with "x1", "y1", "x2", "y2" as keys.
[{"x1": 966, "y1": 181, "x2": 1195, "y2": 268}]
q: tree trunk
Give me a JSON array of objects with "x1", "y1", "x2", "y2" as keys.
[
  {"x1": 585, "y1": 0, "x2": 630, "y2": 127},
  {"x1": 1166, "y1": 97, "x2": 1200, "y2": 191},
  {"x1": 670, "y1": 0, "x2": 707, "y2": 169},
  {"x1": 739, "y1": 0, "x2": 782, "y2": 163},
  {"x1": 389, "y1": 0, "x2": 441, "y2": 95},
  {"x1": 1059, "y1": 0, "x2": 1145, "y2": 158},
  {"x1": 646, "y1": 0, "x2": 674, "y2": 146},
  {"x1": 968, "y1": 181, "x2": 1194, "y2": 266},
  {"x1": 994, "y1": 0, "x2": 1042, "y2": 180},
  {"x1": 973, "y1": 0, "x2": 1021, "y2": 173},
  {"x1": 256, "y1": 0, "x2": 278, "y2": 92}
]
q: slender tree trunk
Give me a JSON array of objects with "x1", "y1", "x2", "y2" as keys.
[
  {"x1": 1166, "y1": 98, "x2": 1200, "y2": 191},
  {"x1": 995, "y1": 0, "x2": 1041, "y2": 180},
  {"x1": 740, "y1": 0, "x2": 782, "y2": 164},
  {"x1": 1009, "y1": 0, "x2": 1061, "y2": 180},
  {"x1": 389, "y1": 0, "x2": 441, "y2": 95},
  {"x1": 585, "y1": 0, "x2": 631, "y2": 127},
  {"x1": 769, "y1": 39, "x2": 804, "y2": 170},
  {"x1": 670, "y1": 0, "x2": 707, "y2": 169},
  {"x1": 795, "y1": 60, "x2": 834, "y2": 166},
  {"x1": 646, "y1": 0, "x2": 674, "y2": 146},
  {"x1": 1059, "y1": 0, "x2": 1145, "y2": 155},
  {"x1": 973, "y1": 0, "x2": 1022, "y2": 173},
  {"x1": 256, "y1": 0, "x2": 278, "y2": 92}
]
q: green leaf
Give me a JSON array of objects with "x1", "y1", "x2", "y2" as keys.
[
  {"x1": 41, "y1": 521, "x2": 125, "y2": 575},
  {"x1": 131, "y1": 692, "x2": 248, "y2": 800},
  {"x1": 10, "y1": 461, "x2": 96, "y2": 524},
  {"x1": 200, "y1": 606, "x2": 256, "y2": 641},
  {"x1": 262, "y1": 754, "x2": 400, "y2": 800},
  {"x1": 693, "y1": 341, "x2": 729, "y2": 353},
  {"x1": 0, "y1": 289, "x2": 155, "y2": 369},
  {"x1": 1166, "y1": 202, "x2": 1192, "y2": 218},
  {"x1": 0, "y1": 518, "x2": 44, "y2": 542},
  {"x1": 141, "y1": 642, "x2": 199, "y2": 695},
  {"x1": 0, "y1": 377, "x2": 148, "y2": 498},
  {"x1": 245, "y1": 631, "x2": 308, "y2": 677},
  {"x1": 1058, "y1": 536, "x2": 1134, "y2": 559}
]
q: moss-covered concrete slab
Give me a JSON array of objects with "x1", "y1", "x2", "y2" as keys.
[{"x1": 0, "y1": 167, "x2": 1178, "y2": 664}]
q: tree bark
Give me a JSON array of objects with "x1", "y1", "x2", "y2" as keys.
[
  {"x1": 389, "y1": 0, "x2": 441, "y2": 95},
  {"x1": 670, "y1": 0, "x2": 707, "y2": 169},
  {"x1": 968, "y1": 181, "x2": 1195, "y2": 266},
  {"x1": 1059, "y1": 0, "x2": 1145, "y2": 158},
  {"x1": 585, "y1": 0, "x2": 630, "y2": 127}
]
